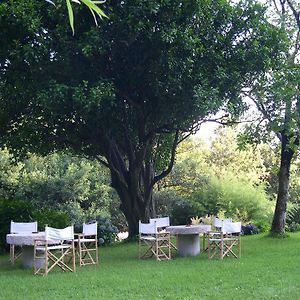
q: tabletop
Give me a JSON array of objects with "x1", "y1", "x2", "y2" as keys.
[
  {"x1": 166, "y1": 224, "x2": 211, "y2": 235},
  {"x1": 6, "y1": 232, "x2": 46, "y2": 246}
]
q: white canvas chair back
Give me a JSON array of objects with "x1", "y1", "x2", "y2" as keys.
[
  {"x1": 83, "y1": 222, "x2": 97, "y2": 236},
  {"x1": 150, "y1": 217, "x2": 170, "y2": 228},
  {"x1": 45, "y1": 226, "x2": 74, "y2": 241},
  {"x1": 213, "y1": 217, "x2": 232, "y2": 228},
  {"x1": 221, "y1": 222, "x2": 241, "y2": 234},
  {"x1": 76, "y1": 222, "x2": 98, "y2": 266},
  {"x1": 139, "y1": 220, "x2": 157, "y2": 234},
  {"x1": 10, "y1": 221, "x2": 38, "y2": 234}
]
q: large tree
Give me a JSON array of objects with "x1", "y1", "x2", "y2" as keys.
[
  {"x1": 0, "y1": 0, "x2": 283, "y2": 237},
  {"x1": 241, "y1": 0, "x2": 300, "y2": 235}
]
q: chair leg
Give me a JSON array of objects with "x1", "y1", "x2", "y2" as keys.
[
  {"x1": 10, "y1": 245, "x2": 15, "y2": 265},
  {"x1": 72, "y1": 241, "x2": 76, "y2": 272},
  {"x1": 220, "y1": 240, "x2": 224, "y2": 260}
]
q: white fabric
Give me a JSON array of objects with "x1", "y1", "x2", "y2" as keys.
[
  {"x1": 221, "y1": 222, "x2": 241, "y2": 234},
  {"x1": 10, "y1": 221, "x2": 38, "y2": 234},
  {"x1": 36, "y1": 245, "x2": 71, "y2": 251},
  {"x1": 83, "y1": 222, "x2": 97, "y2": 236},
  {"x1": 139, "y1": 220, "x2": 157, "y2": 234},
  {"x1": 150, "y1": 217, "x2": 170, "y2": 228},
  {"x1": 213, "y1": 217, "x2": 232, "y2": 228},
  {"x1": 45, "y1": 226, "x2": 74, "y2": 241}
]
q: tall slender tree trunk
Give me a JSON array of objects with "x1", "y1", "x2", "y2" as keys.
[{"x1": 271, "y1": 134, "x2": 294, "y2": 234}]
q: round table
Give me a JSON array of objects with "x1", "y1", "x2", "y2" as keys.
[
  {"x1": 6, "y1": 232, "x2": 46, "y2": 268},
  {"x1": 166, "y1": 225, "x2": 211, "y2": 256}
]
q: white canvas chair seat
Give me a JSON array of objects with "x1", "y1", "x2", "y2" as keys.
[
  {"x1": 208, "y1": 221, "x2": 241, "y2": 260},
  {"x1": 33, "y1": 225, "x2": 75, "y2": 276},
  {"x1": 75, "y1": 222, "x2": 98, "y2": 266},
  {"x1": 140, "y1": 235, "x2": 169, "y2": 242},
  {"x1": 139, "y1": 220, "x2": 171, "y2": 261},
  {"x1": 74, "y1": 237, "x2": 96, "y2": 243},
  {"x1": 9, "y1": 220, "x2": 38, "y2": 265},
  {"x1": 35, "y1": 244, "x2": 72, "y2": 251}
]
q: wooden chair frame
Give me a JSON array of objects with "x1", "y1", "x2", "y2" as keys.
[
  {"x1": 202, "y1": 218, "x2": 232, "y2": 252},
  {"x1": 75, "y1": 222, "x2": 98, "y2": 266},
  {"x1": 9, "y1": 244, "x2": 22, "y2": 265},
  {"x1": 33, "y1": 226, "x2": 75, "y2": 276},
  {"x1": 207, "y1": 222, "x2": 241, "y2": 260},
  {"x1": 150, "y1": 217, "x2": 177, "y2": 251},
  {"x1": 139, "y1": 221, "x2": 171, "y2": 261}
]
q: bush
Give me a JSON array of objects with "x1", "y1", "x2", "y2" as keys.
[
  {"x1": 286, "y1": 222, "x2": 300, "y2": 232},
  {"x1": 242, "y1": 223, "x2": 259, "y2": 235},
  {"x1": 253, "y1": 220, "x2": 271, "y2": 233},
  {"x1": 154, "y1": 190, "x2": 205, "y2": 225},
  {"x1": 32, "y1": 208, "x2": 68, "y2": 230},
  {"x1": 191, "y1": 174, "x2": 274, "y2": 224}
]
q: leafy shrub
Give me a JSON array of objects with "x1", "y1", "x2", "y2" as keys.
[
  {"x1": 253, "y1": 219, "x2": 271, "y2": 233},
  {"x1": 286, "y1": 222, "x2": 300, "y2": 232},
  {"x1": 191, "y1": 174, "x2": 274, "y2": 224},
  {"x1": 32, "y1": 209, "x2": 68, "y2": 230},
  {"x1": 154, "y1": 190, "x2": 205, "y2": 225},
  {"x1": 242, "y1": 223, "x2": 259, "y2": 235}
]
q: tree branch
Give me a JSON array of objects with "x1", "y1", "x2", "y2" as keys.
[{"x1": 152, "y1": 130, "x2": 179, "y2": 186}]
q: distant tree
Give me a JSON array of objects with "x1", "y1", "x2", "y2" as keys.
[
  {"x1": 240, "y1": 0, "x2": 300, "y2": 235},
  {"x1": 0, "y1": 0, "x2": 284, "y2": 237}
]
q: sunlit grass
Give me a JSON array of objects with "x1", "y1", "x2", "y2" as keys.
[{"x1": 0, "y1": 233, "x2": 299, "y2": 299}]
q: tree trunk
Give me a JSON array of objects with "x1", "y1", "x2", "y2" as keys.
[
  {"x1": 270, "y1": 134, "x2": 294, "y2": 234},
  {"x1": 109, "y1": 159, "x2": 156, "y2": 239}
]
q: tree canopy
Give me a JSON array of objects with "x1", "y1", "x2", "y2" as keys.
[{"x1": 0, "y1": 0, "x2": 284, "y2": 237}]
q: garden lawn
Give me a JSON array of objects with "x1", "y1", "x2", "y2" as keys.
[{"x1": 0, "y1": 233, "x2": 299, "y2": 300}]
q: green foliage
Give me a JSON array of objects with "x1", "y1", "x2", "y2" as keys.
[
  {"x1": 158, "y1": 132, "x2": 274, "y2": 226},
  {"x1": 286, "y1": 222, "x2": 300, "y2": 232},
  {"x1": 0, "y1": 0, "x2": 285, "y2": 235},
  {"x1": 202, "y1": 174, "x2": 273, "y2": 223},
  {"x1": 252, "y1": 219, "x2": 271, "y2": 233},
  {"x1": 32, "y1": 208, "x2": 68, "y2": 231}
]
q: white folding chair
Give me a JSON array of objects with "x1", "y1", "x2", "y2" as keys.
[
  {"x1": 150, "y1": 216, "x2": 177, "y2": 251},
  {"x1": 33, "y1": 225, "x2": 75, "y2": 276},
  {"x1": 208, "y1": 221, "x2": 241, "y2": 260},
  {"x1": 75, "y1": 222, "x2": 98, "y2": 266},
  {"x1": 203, "y1": 217, "x2": 232, "y2": 251},
  {"x1": 139, "y1": 220, "x2": 171, "y2": 261},
  {"x1": 10, "y1": 221, "x2": 38, "y2": 264}
]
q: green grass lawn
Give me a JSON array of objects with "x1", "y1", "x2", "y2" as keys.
[{"x1": 0, "y1": 233, "x2": 299, "y2": 300}]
